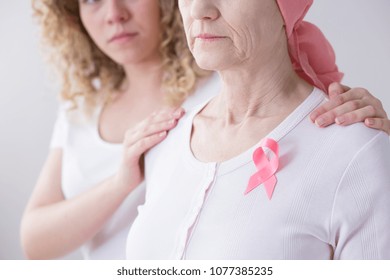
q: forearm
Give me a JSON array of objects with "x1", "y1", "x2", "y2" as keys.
[{"x1": 21, "y1": 176, "x2": 130, "y2": 259}]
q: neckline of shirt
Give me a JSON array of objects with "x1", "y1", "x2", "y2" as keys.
[
  {"x1": 90, "y1": 73, "x2": 221, "y2": 148},
  {"x1": 92, "y1": 106, "x2": 123, "y2": 148},
  {"x1": 182, "y1": 87, "x2": 326, "y2": 176}
]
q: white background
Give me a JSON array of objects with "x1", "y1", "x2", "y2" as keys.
[{"x1": 0, "y1": 1, "x2": 389, "y2": 260}]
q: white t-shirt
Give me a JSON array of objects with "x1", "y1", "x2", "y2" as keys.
[
  {"x1": 126, "y1": 88, "x2": 390, "y2": 260},
  {"x1": 49, "y1": 74, "x2": 221, "y2": 259}
]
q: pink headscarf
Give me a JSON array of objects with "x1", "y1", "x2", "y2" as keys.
[{"x1": 276, "y1": 0, "x2": 344, "y2": 93}]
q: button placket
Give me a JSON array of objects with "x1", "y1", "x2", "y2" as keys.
[{"x1": 174, "y1": 163, "x2": 218, "y2": 259}]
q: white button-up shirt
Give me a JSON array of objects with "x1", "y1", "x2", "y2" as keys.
[{"x1": 126, "y1": 88, "x2": 390, "y2": 259}]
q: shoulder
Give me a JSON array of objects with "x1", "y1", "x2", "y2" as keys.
[
  {"x1": 336, "y1": 123, "x2": 390, "y2": 173},
  {"x1": 150, "y1": 85, "x2": 216, "y2": 159},
  {"x1": 51, "y1": 101, "x2": 102, "y2": 146},
  {"x1": 325, "y1": 120, "x2": 388, "y2": 155},
  {"x1": 287, "y1": 93, "x2": 389, "y2": 181},
  {"x1": 299, "y1": 90, "x2": 389, "y2": 158},
  {"x1": 145, "y1": 99, "x2": 208, "y2": 176},
  {"x1": 303, "y1": 113, "x2": 390, "y2": 187},
  {"x1": 57, "y1": 99, "x2": 102, "y2": 127}
]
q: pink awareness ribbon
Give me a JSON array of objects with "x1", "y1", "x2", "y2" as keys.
[{"x1": 245, "y1": 138, "x2": 279, "y2": 200}]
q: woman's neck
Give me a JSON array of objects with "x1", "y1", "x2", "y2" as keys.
[
  {"x1": 120, "y1": 57, "x2": 164, "y2": 101},
  {"x1": 211, "y1": 44, "x2": 313, "y2": 125}
]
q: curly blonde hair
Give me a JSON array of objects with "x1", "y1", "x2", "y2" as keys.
[{"x1": 32, "y1": 0, "x2": 208, "y2": 114}]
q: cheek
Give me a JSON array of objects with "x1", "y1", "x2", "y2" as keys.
[
  {"x1": 136, "y1": 3, "x2": 161, "y2": 40},
  {"x1": 184, "y1": 23, "x2": 193, "y2": 50},
  {"x1": 178, "y1": 0, "x2": 190, "y2": 16},
  {"x1": 224, "y1": 23, "x2": 252, "y2": 60},
  {"x1": 178, "y1": 3, "x2": 191, "y2": 37},
  {"x1": 80, "y1": 11, "x2": 101, "y2": 44},
  {"x1": 179, "y1": 17, "x2": 193, "y2": 50},
  {"x1": 244, "y1": 26, "x2": 260, "y2": 51},
  {"x1": 79, "y1": 10, "x2": 90, "y2": 33},
  {"x1": 234, "y1": 17, "x2": 269, "y2": 57}
]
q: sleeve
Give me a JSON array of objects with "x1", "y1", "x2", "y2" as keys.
[
  {"x1": 330, "y1": 132, "x2": 390, "y2": 259},
  {"x1": 49, "y1": 106, "x2": 69, "y2": 149}
]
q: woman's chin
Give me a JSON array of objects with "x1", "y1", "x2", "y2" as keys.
[
  {"x1": 193, "y1": 52, "x2": 236, "y2": 72},
  {"x1": 194, "y1": 59, "x2": 225, "y2": 72}
]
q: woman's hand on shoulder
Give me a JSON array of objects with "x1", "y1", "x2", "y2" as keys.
[
  {"x1": 310, "y1": 82, "x2": 390, "y2": 134},
  {"x1": 113, "y1": 107, "x2": 185, "y2": 194}
]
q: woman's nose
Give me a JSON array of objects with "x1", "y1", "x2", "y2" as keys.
[
  {"x1": 105, "y1": 0, "x2": 131, "y2": 24},
  {"x1": 190, "y1": 0, "x2": 220, "y2": 21}
]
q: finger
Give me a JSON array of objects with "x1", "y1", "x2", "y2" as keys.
[
  {"x1": 310, "y1": 90, "x2": 367, "y2": 123},
  {"x1": 310, "y1": 94, "x2": 349, "y2": 123},
  {"x1": 335, "y1": 88, "x2": 386, "y2": 118},
  {"x1": 130, "y1": 107, "x2": 185, "y2": 139},
  {"x1": 125, "y1": 118, "x2": 178, "y2": 147},
  {"x1": 328, "y1": 83, "x2": 351, "y2": 99},
  {"x1": 313, "y1": 100, "x2": 365, "y2": 127},
  {"x1": 334, "y1": 105, "x2": 377, "y2": 126},
  {"x1": 126, "y1": 131, "x2": 168, "y2": 159},
  {"x1": 171, "y1": 107, "x2": 185, "y2": 119},
  {"x1": 328, "y1": 83, "x2": 343, "y2": 99},
  {"x1": 142, "y1": 118, "x2": 179, "y2": 139},
  {"x1": 152, "y1": 107, "x2": 185, "y2": 121},
  {"x1": 365, "y1": 118, "x2": 390, "y2": 135},
  {"x1": 138, "y1": 108, "x2": 183, "y2": 130},
  {"x1": 336, "y1": 83, "x2": 351, "y2": 92}
]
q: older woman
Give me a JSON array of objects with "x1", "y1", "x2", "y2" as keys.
[{"x1": 126, "y1": 0, "x2": 390, "y2": 259}]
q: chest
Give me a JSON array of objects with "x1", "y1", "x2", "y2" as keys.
[
  {"x1": 98, "y1": 97, "x2": 162, "y2": 144},
  {"x1": 137, "y1": 137, "x2": 339, "y2": 259},
  {"x1": 190, "y1": 118, "x2": 282, "y2": 162}
]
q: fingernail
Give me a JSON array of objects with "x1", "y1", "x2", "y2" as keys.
[
  {"x1": 335, "y1": 116, "x2": 345, "y2": 125},
  {"x1": 366, "y1": 119, "x2": 374, "y2": 126},
  {"x1": 310, "y1": 112, "x2": 319, "y2": 122},
  {"x1": 315, "y1": 117, "x2": 326, "y2": 127},
  {"x1": 172, "y1": 108, "x2": 184, "y2": 118}
]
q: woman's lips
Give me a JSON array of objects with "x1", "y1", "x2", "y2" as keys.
[
  {"x1": 195, "y1": 33, "x2": 227, "y2": 41},
  {"x1": 108, "y1": 32, "x2": 138, "y2": 44}
]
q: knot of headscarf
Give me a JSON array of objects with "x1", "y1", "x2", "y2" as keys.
[{"x1": 276, "y1": 0, "x2": 344, "y2": 93}]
